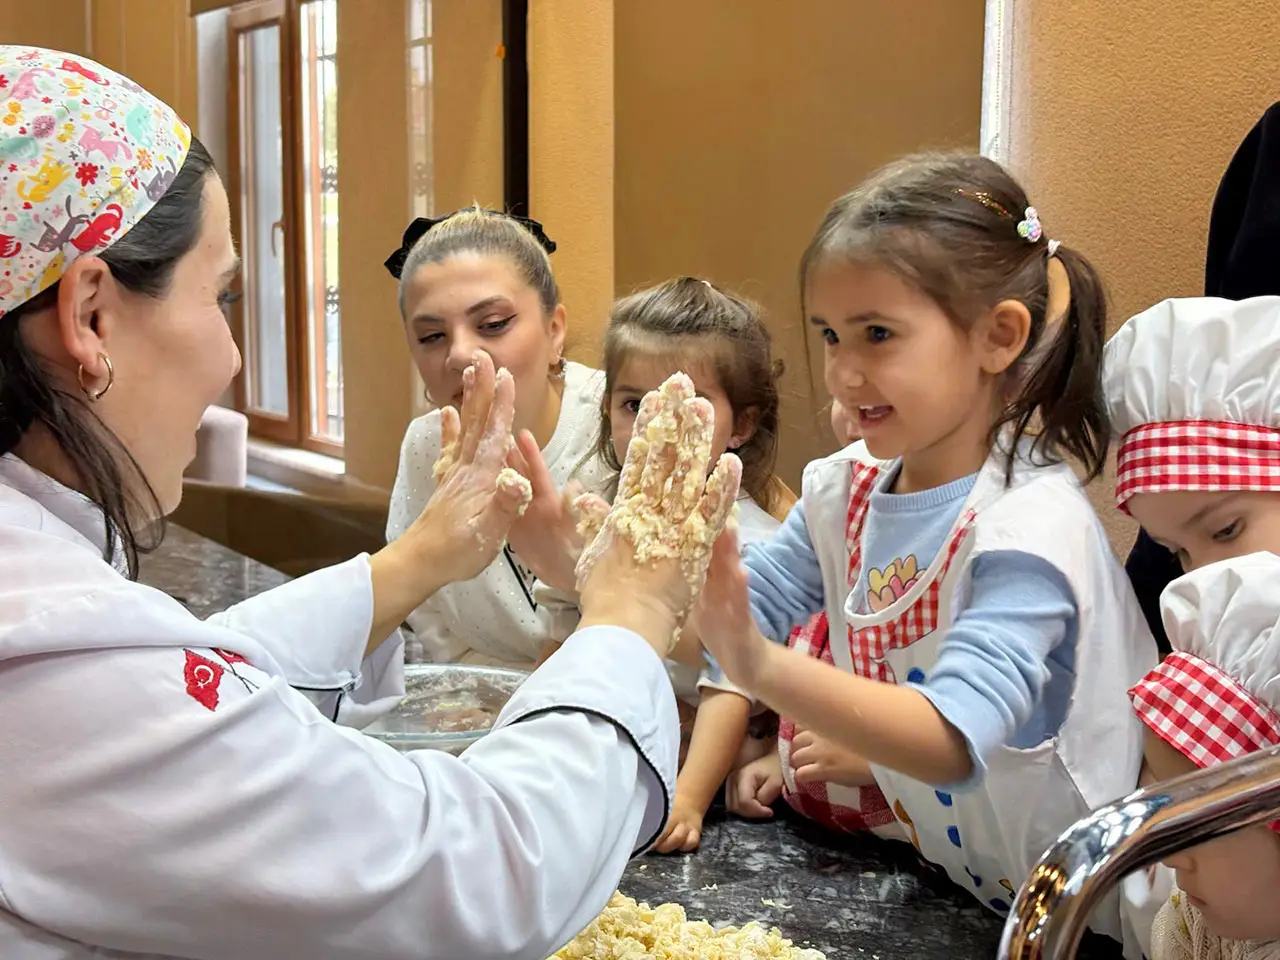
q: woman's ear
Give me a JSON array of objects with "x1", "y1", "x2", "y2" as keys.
[
  {"x1": 548, "y1": 303, "x2": 567, "y2": 359},
  {"x1": 52, "y1": 256, "x2": 114, "y2": 375},
  {"x1": 975, "y1": 299, "x2": 1032, "y2": 376}
]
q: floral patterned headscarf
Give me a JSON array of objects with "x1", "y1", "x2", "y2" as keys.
[{"x1": 0, "y1": 46, "x2": 191, "y2": 318}]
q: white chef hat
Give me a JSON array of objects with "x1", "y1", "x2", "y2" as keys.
[
  {"x1": 1103, "y1": 296, "x2": 1280, "y2": 511},
  {"x1": 1129, "y1": 553, "x2": 1280, "y2": 828}
]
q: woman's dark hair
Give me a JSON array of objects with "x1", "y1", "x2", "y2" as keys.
[
  {"x1": 0, "y1": 136, "x2": 216, "y2": 578},
  {"x1": 800, "y1": 152, "x2": 1111, "y2": 482},
  {"x1": 596, "y1": 277, "x2": 786, "y2": 514}
]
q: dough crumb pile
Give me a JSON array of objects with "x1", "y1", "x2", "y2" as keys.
[
  {"x1": 549, "y1": 892, "x2": 827, "y2": 960},
  {"x1": 496, "y1": 467, "x2": 533, "y2": 516}
]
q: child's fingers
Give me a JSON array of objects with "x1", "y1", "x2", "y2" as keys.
[
  {"x1": 793, "y1": 763, "x2": 823, "y2": 785},
  {"x1": 655, "y1": 822, "x2": 690, "y2": 855},
  {"x1": 758, "y1": 772, "x2": 784, "y2": 807}
]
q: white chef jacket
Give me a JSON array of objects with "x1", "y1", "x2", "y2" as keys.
[{"x1": 0, "y1": 453, "x2": 677, "y2": 960}]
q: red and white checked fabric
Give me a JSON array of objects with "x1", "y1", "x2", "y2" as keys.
[
  {"x1": 1115, "y1": 419, "x2": 1280, "y2": 512},
  {"x1": 845, "y1": 461, "x2": 976, "y2": 681},
  {"x1": 1130, "y1": 651, "x2": 1280, "y2": 832},
  {"x1": 778, "y1": 459, "x2": 975, "y2": 836},
  {"x1": 779, "y1": 611, "x2": 896, "y2": 833}
]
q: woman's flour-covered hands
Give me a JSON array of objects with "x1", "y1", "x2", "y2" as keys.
[{"x1": 576, "y1": 373, "x2": 742, "y2": 658}]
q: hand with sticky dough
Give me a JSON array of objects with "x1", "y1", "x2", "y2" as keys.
[
  {"x1": 411, "y1": 353, "x2": 530, "y2": 581},
  {"x1": 575, "y1": 373, "x2": 742, "y2": 658},
  {"x1": 366, "y1": 353, "x2": 529, "y2": 651}
]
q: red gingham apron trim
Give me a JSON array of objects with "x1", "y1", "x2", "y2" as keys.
[
  {"x1": 778, "y1": 462, "x2": 896, "y2": 833},
  {"x1": 1115, "y1": 420, "x2": 1280, "y2": 513},
  {"x1": 1129, "y1": 651, "x2": 1280, "y2": 832}
]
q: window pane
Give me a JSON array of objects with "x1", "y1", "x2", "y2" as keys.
[
  {"x1": 301, "y1": 0, "x2": 343, "y2": 442},
  {"x1": 407, "y1": 0, "x2": 433, "y2": 219},
  {"x1": 238, "y1": 24, "x2": 289, "y2": 418}
]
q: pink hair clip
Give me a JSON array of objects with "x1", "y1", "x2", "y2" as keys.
[{"x1": 1017, "y1": 207, "x2": 1044, "y2": 243}]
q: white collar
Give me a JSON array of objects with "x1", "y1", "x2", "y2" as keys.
[{"x1": 0, "y1": 453, "x2": 126, "y2": 571}]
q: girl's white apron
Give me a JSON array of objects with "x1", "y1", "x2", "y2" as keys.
[{"x1": 799, "y1": 443, "x2": 1158, "y2": 956}]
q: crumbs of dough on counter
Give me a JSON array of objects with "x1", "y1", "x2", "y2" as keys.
[{"x1": 549, "y1": 892, "x2": 826, "y2": 960}]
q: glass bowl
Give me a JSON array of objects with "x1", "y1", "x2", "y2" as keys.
[{"x1": 363, "y1": 663, "x2": 530, "y2": 754}]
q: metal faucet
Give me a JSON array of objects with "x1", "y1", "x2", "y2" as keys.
[{"x1": 998, "y1": 742, "x2": 1280, "y2": 959}]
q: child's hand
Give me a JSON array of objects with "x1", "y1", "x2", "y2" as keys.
[
  {"x1": 693, "y1": 530, "x2": 771, "y2": 689},
  {"x1": 791, "y1": 727, "x2": 876, "y2": 787},
  {"x1": 726, "y1": 751, "x2": 783, "y2": 819},
  {"x1": 655, "y1": 794, "x2": 706, "y2": 853}
]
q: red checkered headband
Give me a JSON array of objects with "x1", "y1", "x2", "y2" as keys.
[
  {"x1": 1103, "y1": 296, "x2": 1280, "y2": 512},
  {"x1": 1128, "y1": 553, "x2": 1280, "y2": 832}
]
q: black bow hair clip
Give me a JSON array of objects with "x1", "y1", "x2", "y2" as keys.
[{"x1": 384, "y1": 210, "x2": 558, "y2": 280}]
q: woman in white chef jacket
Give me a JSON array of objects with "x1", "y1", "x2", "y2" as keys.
[{"x1": 0, "y1": 46, "x2": 719, "y2": 960}]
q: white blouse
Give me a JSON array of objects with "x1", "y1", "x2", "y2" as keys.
[
  {"x1": 386, "y1": 361, "x2": 612, "y2": 666},
  {"x1": 0, "y1": 453, "x2": 677, "y2": 959}
]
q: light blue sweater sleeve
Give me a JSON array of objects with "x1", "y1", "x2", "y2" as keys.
[
  {"x1": 911, "y1": 549, "x2": 1078, "y2": 793},
  {"x1": 741, "y1": 501, "x2": 826, "y2": 643}
]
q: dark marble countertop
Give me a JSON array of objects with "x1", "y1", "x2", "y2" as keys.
[
  {"x1": 136, "y1": 526, "x2": 1123, "y2": 960},
  {"x1": 621, "y1": 810, "x2": 1124, "y2": 960},
  {"x1": 138, "y1": 523, "x2": 289, "y2": 618}
]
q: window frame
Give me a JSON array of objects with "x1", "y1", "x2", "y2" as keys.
[{"x1": 226, "y1": 0, "x2": 342, "y2": 456}]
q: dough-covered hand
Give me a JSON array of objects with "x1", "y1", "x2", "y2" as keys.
[
  {"x1": 576, "y1": 373, "x2": 742, "y2": 657},
  {"x1": 404, "y1": 353, "x2": 531, "y2": 584}
]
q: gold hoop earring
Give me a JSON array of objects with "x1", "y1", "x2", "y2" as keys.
[
  {"x1": 549, "y1": 356, "x2": 567, "y2": 383},
  {"x1": 77, "y1": 353, "x2": 114, "y2": 402}
]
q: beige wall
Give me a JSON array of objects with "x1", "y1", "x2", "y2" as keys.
[
  {"x1": 91, "y1": 0, "x2": 198, "y2": 127},
  {"x1": 335, "y1": 0, "x2": 416, "y2": 492},
  {"x1": 0, "y1": 0, "x2": 90, "y2": 55},
  {"x1": 529, "y1": 0, "x2": 615, "y2": 359},
  {"x1": 431, "y1": 1, "x2": 504, "y2": 213},
  {"x1": 1007, "y1": 0, "x2": 1280, "y2": 548},
  {"x1": 615, "y1": 0, "x2": 986, "y2": 487},
  {"x1": 0, "y1": 0, "x2": 195, "y2": 123}
]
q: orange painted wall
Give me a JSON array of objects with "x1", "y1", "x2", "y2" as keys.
[
  {"x1": 431, "y1": 0, "x2": 504, "y2": 213},
  {"x1": 528, "y1": 0, "x2": 614, "y2": 359},
  {"x1": 614, "y1": 0, "x2": 986, "y2": 486},
  {"x1": 0, "y1": 0, "x2": 195, "y2": 125},
  {"x1": 1007, "y1": 0, "x2": 1280, "y2": 547},
  {"x1": 335, "y1": 0, "x2": 415, "y2": 492}
]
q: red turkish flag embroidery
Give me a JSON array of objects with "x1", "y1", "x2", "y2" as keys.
[
  {"x1": 214, "y1": 648, "x2": 250, "y2": 666},
  {"x1": 184, "y1": 650, "x2": 224, "y2": 711}
]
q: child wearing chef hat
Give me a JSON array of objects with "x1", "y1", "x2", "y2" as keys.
[
  {"x1": 1104, "y1": 295, "x2": 1280, "y2": 958},
  {"x1": 1104, "y1": 295, "x2": 1280, "y2": 571},
  {"x1": 1133, "y1": 555, "x2": 1280, "y2": 959}
]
